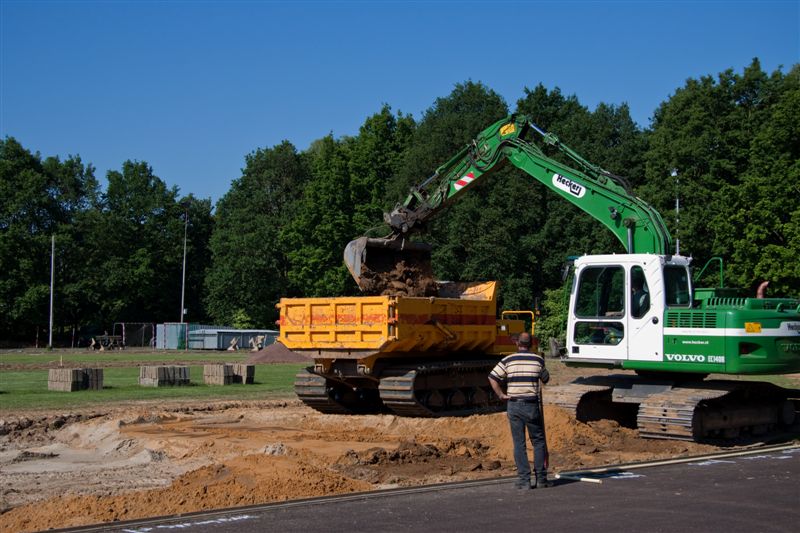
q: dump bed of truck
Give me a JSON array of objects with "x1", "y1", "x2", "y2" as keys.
[{"x1": 278, "y1": 281, "x2": 516, "y2": 357}]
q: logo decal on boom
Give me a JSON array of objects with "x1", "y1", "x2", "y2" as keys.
[
  {"x1": 500, "y1": 123, "x2": 516, "y2": 136},
  {"x1": 553, "y1": 174, "x2": 586, "y2": 198}
]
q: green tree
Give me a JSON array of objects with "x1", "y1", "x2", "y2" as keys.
[
  {"x1": 500, "y1": 85, "x2": 647, "y2": 311},
  {"x1": 643, "y1": 59, "x2": 799, "y2": 295},
  {"x1": 88, "y1": 161, "x2": 188, "y2": 323},
  {"x1": 284, "y1": 136, "x2": 354, "y2": 296},
  {"x1": 276, "y1": 106, "x2": 415, "y2": 297},
  {"x1": 205, "y1": 141, "x2": 308, "y2": 326},
  {"x1": 345, "y1": 104, "x2": 415, "y2": 233},
  {"x1": 535, "y1": 285, "x2": 570, "y2": 350},
  {"x1": 179, "y1": 195, "x2": 214, "y2": 323},
  {"x1": 710, "y1": 64, "x2": 800, "y2": 295},
  {"x1": 0, "y1": 138, "x2": 98, "y2": 341},
  {"x1": 643, "y1": 59, "x2": 765, "y2": 261}
]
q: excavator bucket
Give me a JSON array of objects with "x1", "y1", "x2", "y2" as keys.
[{"x1": 344, "y1": 236, "x2": 433, "y2": 294}]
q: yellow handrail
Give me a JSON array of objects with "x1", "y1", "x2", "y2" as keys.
[{"x1": 501, "y1": 310, "x2": 536, "y2": 336}]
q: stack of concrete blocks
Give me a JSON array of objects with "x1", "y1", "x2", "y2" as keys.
[
  {"x1": 139, "y1": 365, "x2": 190, "y2": 387},
  {"x1": 232, "y1": 363, "x2": 255, "y2": 384},
  {"x1": 48, "y1": 368, "x2": 103, "y2": 392},
  {"x1": 203, "y1": 364, "x2": 233, "y2": 385}
]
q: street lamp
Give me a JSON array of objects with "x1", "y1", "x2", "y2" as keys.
[{"x1": 180, "y1": 200, "x2": 190, "y2": 324}]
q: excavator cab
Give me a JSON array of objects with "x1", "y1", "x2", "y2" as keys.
[{"x1": 343, "y1": 236, "x2": 435, "y2": 295}]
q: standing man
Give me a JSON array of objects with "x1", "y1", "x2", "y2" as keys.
[{"x1": 489, "y1": 332, "x2": 551, "y2": 490}]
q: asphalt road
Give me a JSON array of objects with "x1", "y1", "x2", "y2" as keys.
[{"x1": 99, "y1": 447, "x2": 800, "y2": 533}]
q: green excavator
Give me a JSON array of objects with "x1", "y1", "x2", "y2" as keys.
[{"x1": 342, "y1": 114, "x2": 800, "y2": 441}]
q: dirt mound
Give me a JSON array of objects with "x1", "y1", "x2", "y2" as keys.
[
  {"x1": 0, "y1": 454, "x2": 372, "y2": 532},
  {"x1": 333, "y1": 438, "x2": 500, "y2": 485},
  {"x1": 0, "y1": 413, "x2": 101, "y2": 447},
  {"x1": 247, "y1": 341, "x2": 310, "y2": 364},
  {"x1": 360, "y1": 260, "x2": 438, "y2": 297},
  {"x1": 338, "y1": 438, "x2": 489, "y2": 467},
  {"x1": 0, "y1": 399, "x2": 720, "y2": 532}
]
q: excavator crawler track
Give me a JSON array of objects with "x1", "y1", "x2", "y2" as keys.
[
  {"x1": 545, "y1": 382, "x2": 614, "y2": 419},
  {"x1": 545, "y1": 375, "x2": 798, "y2": 442},
  {"x1": 638, "y1": 381, "x2": 797, "y2": 441},
  {"x1": 378, "y1": 360, "x2": 504, "y2": 417},
  {"x1": 637, "y1": 384, "x2": 733, "y2": 440}
]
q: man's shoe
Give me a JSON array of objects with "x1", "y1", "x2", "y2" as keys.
[
  {"x1": 535, "y1": 476, "x2": 553, "y2": 488},
  {"x1": 513, "y1": 480, "x2": 532, "y2": 490}
]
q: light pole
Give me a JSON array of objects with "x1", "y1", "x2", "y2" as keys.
[
  {"x1": 180, "y1": 201, "x2": 190, "y2": 324},
  {"x1": 48, "y1": 234, "x2": 54, "y2": 349}
]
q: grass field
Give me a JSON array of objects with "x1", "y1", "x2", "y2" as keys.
[
  {"x1": 0, "y1": 349, "x2": 305, "y2": 411},
  {"x1": 0, "y1": 349, "x2": 252, "y2": 367},
  {"x1": 1, "y1": 349, "x2": 797, "y2": 412}
]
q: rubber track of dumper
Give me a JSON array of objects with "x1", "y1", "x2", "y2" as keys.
[
  {"x1": 293, "y1": 369, "x2": 353, "y2": 415},
  {"x1": 637, "y1": 383, "x2": 736, "y2": 440},
  {"x1": 378, "y1": 360, "x2": 504, "y2": 417}
]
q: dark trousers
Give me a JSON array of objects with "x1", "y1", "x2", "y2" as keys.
[{"x1": 507, "y1": 400, "x2": 547, "y2": 484}]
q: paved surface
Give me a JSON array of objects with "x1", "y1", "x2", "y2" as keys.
[{"x1": 106, "y1": 448, "x2": 800, "y2": 533}]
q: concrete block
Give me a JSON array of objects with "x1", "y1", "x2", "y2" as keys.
[
  {"x1": 232, "y1": 364, "x2": 255, "y2": 384},
  {"x1": 203, "y1": 364, "x2": 233, "y2": 385},
  {"x1": 139, "y1": 365, "x2": 190, "y2": 387},
  {"x1": 48, "y1": 368, "x2": 103, "y2": 392}
]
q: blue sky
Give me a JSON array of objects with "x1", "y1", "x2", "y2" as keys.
[{"x1": 2, "y1": 0, "x2": 798, "y2": 204}]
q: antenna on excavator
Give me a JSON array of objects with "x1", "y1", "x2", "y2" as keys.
[{"x1": 672, "y1": 168, "x2": 680, "y2": 255}]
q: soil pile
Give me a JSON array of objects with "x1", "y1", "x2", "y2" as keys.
[
  {"x1": 247, "y1": 341, "x2": 310, "y2": 364},
  {"x1": 0, "y1": 384, "x2": 722, "y2": 532},
  {"x1": 0, "y1": 454, "x2": 372, "y2": 532},
  {"x1": 360, "y1": 260, "x2": 438, "y2": 297},
  {"x1": 4, "y1": 351, "x2": 797, "y2": 533}
]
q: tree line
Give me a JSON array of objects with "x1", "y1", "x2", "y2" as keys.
[{"x1": 1, "y1": 59, "x2": 797, "y2": 345}]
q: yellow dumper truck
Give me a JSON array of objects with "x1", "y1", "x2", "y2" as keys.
[{"x1": 278, "y1": 281, "x2": 529, "y2": 416}]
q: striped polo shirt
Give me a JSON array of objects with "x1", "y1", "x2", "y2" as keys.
[{"x1": 489, "y1": 352, "x2": 550, "y2": 400}]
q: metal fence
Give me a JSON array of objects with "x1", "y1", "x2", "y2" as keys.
[{"x1": 113, "y1": 322, "x2": 155, "y2": 347}]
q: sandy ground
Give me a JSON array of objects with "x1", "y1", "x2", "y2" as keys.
[{"x1": 0, "y1": 365, "x2": 796, "y2": 532}]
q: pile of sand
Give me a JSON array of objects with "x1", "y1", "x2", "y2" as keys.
[
  {"x1": 247, "y1": 342, "x2": 309, "y2": 364},
  {"x1": 0, "y1": 406, "x2": 713, "y2": 532},
  {"x1": 0, "y1": 454, "x2": 372, "y2": 532},
  {"x1": 3, "y1": 351, "x2": 794, "y2": 533}
]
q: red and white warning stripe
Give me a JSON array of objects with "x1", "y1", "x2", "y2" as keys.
[{"x1": 454, "y1": 171, "x2": 476, "y2": 191}]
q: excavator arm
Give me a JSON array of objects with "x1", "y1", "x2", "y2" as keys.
[{"x1": 345, "y1": 114, "x2": 672, "y2": 290}]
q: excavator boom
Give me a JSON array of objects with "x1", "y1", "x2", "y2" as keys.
[{"x1": 345, "y1": 114, "x2": 671, "y2": 291}]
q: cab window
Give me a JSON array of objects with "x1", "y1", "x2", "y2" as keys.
[
  {"x1": 573, "y1": 321, "x2": 624, "y2": 345},
  {"x1": 630, "y1": 266, "x2": 650, "y2": 318},
  {"x1": 574, "y1": 265, "x2": 625, "y2": 318},
  {"x1": 665, "y1": 265, "x2": 691, "y2": 306},
  {"x1": 573, "y1": 265, "x2": 625, "y2": 346}
]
